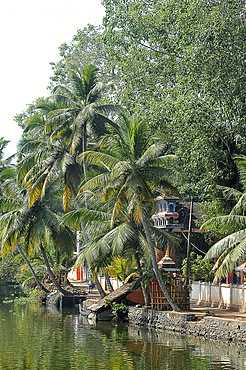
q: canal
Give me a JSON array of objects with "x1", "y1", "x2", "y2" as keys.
[{"x1": 0, "y1": 285, "x2": 246, "y2": 369}]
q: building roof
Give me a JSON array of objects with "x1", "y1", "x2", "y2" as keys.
[
  {"x1": 155, "y1": 195, "x2": 180, "y2": 201},
  {"x1": 235, "y1": 262, "x2": 246, "y2": 272},
  {"x1": 175, "y1": 202, "x2": 202, "y2": 230},
  {"x1": 157, "y1": 254, "x2": 176, "y2": 266},
  {"x1": 88, "y1": 282, "x2": 135, "y2": 312}
]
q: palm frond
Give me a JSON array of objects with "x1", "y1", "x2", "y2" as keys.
[
  {"x1": 233, "y1": 155, "x2": 246, "y2": 192},
  {"x1": 217, "y1": 185, "x2": 242, "y2": 201},
  {"x1": 204, "y1": 229, "x2": 246, "y2": 260},
  {"x1": 79, "y1": 172, "x2": 111, "y2": 193},
  {"x1": 136, "y1": 143, "x2": 168, "y2": 167},
  {"x1": 202, "y1": 215, "x2": 246, "y2": 233},
  {"x1": 63, "y1": 207, "x2": 111, "y2": 229},
  {"x1": 63, "y1": 184, "x2": 72, "y2": 211},
  {"x1": 213, "y1": 237, "x2": 246, "y2": 283},
  {"x1": 78, "y1": 150, "x2": 118, "y2": 170}
]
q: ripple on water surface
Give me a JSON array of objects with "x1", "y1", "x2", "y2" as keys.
[{"x1": 0, "y1": 286, "x2": 245, "y2": 369}]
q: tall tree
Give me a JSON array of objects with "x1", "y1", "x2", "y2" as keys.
[
  {"x1": 20, "y1": 65, "x2": 119, "y2": 215},
  {"x1": 0, "y1": 137, "x2": 13, "y2": 195},
  {"x1": 0, "y1": 167, "x2": 48, "y2": 292},
  {"x1": 103, "y1": 0, "x2": 246, "y2": 200},
  {"x1": 79, "y1": 112, "x2": 181, "y2": 311},
  {"x1": 48, "y1": 25, "x2": 111, "y2": 91},
  {"x1": 50, "y1": 64, "x2": 118, "y2": 164},
  {"x1": 0, "y1": 171, "x2": 75, "y2": 295}
]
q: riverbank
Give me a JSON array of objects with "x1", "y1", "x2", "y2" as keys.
[
  {"x1": 70, "y1": 280, "x2": 246, "y2": 343},
  {"x1": 128, "y1": 307, "x2": 246, "y2": 343}
]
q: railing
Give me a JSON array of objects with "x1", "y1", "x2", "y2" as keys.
[{"x1": 191, "y1": 281, "x2": 246, "y2": 309}]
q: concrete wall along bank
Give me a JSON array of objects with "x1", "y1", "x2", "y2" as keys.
[
  {"x1": 128, "y1": 307, "x2": 246, "y2": 343},
  {"x1": 191, "y1": 281, "x2": 246, "y2": 310}
]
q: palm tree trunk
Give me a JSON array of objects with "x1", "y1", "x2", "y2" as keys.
[
  {"x1": 75, "y1": 198, "x2": 89, "y2": 245},
  {"x1": 141, "y1": 215, "x2": 181, "y2": 312},
  {"x1": 39, "y1": 243, "x2": 72, "y2": 296},
  {"x1": 104, "y1": 271, "x2": 114, "y2": 293},
  {"x1": 16, "y1": 245, "x2": 49, "y2": 293},
  {"x1": 135, "y1": 253, "x2": 151, "y2": 306},
  {"x1": 184, "y1": 199, "x2": 193, "y2": 299},
  {"x1": 95, "y1": 277, "x2": 107, "y2": 298}
]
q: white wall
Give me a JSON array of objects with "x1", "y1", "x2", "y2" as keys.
[{"x1": 191, "y1": 281, "x2": 246, "y2": 308}]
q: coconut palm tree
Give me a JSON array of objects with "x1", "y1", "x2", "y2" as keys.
[
  {"x1": 19, "y1": 65, "x2": 119, "y2": 216},
  {"x1": 0, "y1": 170, "x2": 75, "y2": 295},
  {"x1": 50, "y1": 64, "x2": 119, "y2": 169},
  {"x1": 0, "y1": 138, "x2": 15, "y2": 195},
  {"x1": 16, "y1": 105, "x2": 83, "y2": 213},
  {"x1": 66, "y1": 197, "x2": 179, "y2": 305},
  {"x1": 202, "y1": 155, "x2": 246, "y2": 282},
  {"x1": 70, "y1": 214, "x2": 152, "y2": 302},
  {"x1": 78, "y1": 112, "x2": 181, "y2": 311},
  {"x1": 0, "y1": 166, "x2": 49, "y2": 292}
]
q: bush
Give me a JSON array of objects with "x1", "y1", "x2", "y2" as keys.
[
  {"x1": 104, "y1": 298, "x2": 128, "y2": 321},
  {"x1": 111, "y1": 302, "x2": 128, "y2": 318},
  {"x1": 182, "y1": 252, "x2": 214, "y2": 282},
  {"x1": 0, "y1": 254, "x2": 21, "y2": 284}
]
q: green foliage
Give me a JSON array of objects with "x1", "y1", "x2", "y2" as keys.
[
  {"x1": 182, "y1": 252, "x2": 214, "y2": 282},
  {"x1": 103, "y1": 0, "x2": 246, "y2": 200},
  {"x1": 4, "y1": 0, "x2": 246, "y2": 294},
  {"x1": 104, "y1": 298, "x2": 128, "y2": 320},
  {"x1": 0, "y1": 254, "x2": 20, "y2": 284},
  {"x1": 200, "y1": 199, "x2": 229, "y2": 223},
  {"x1": 104, "y1": 297, "x2": 112, "y2": 307},
  {"x1": 109, "y1": 257, "x2": 135, "y2": 282},
  {"x1": 198, "y1": 199, "x2": 232, "y2": 240},
  {"x1": 48, "y1": 25, "x2": 111, "y2": 91},
  {"x1": 201, "y1": 157, "x2": 246, "y2": 282},
  {"x1": 111, "y1": 302, "x2": 128, "y2": 317}
]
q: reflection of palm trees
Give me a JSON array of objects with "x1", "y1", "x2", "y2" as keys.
[
  {"x1": 0, "y1": 294, "x2": 243, "y2": 369},
  {"x1": 71, "y1": 318, "x2": 134, "y2": 367}
]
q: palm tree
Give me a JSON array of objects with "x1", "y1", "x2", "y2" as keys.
[
  {"x1": 202, "y1": 155, "x2": 246, "y2": 282},
  {"x1": 64, "y1": 189, "x2": 151, "y2": 302},
  {"x1": 19, "y1": 66, "x2": 118, "y2": 228},
  {"x1": 50, "y1": 64, "x2": 118, "y2": 171},
  {"x1": 71, "y1": 216, "x2": 152, "y2": 302},
  {"x1": 0, "y1": 138, "x2": 15, "y2": 195},
  {"x1": 0, "y1": 171, "x2": 75, "y2": 295},
  {"x1": 78, "y1": 112, "x2": 181, "y2": 311},
  {"x1": 0, "y1": 167, "x2": 49, "y2": 292},
  {"x1": 15, "y1": 244, "x2": 49, "y2": 293},
  {"x1": 16, "y1": 105, "x2": 83, "y2": 213}
]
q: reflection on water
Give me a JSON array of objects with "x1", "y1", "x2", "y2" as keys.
[{"x1": 0, "y1": 285, "x2": 245, "y2": 369}]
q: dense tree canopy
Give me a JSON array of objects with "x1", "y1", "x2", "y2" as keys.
[{"x1": 102, "y1": 0, "x2": 246, "y2": 199}]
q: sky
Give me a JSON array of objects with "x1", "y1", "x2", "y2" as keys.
[{"x1": 0, "y1": 0, "x2": 105, "y2": 158}]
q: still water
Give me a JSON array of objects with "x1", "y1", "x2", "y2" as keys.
[{"x1": 0, "y1": 285, "x2": 246, "y2": 370}]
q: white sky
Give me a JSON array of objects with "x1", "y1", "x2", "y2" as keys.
[{"x1": 0, "y1": 0, "x2": 105, "y2": 158}]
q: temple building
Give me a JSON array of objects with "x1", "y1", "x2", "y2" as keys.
[{"x1": 152, "y1": 195, "x2": 202, "y2": 233}]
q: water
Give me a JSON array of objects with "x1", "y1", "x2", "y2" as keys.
[{"x1": 0, "y1": 286, "x2": 246, "y2": 369}]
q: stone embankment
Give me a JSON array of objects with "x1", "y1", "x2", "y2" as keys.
[{"x1": 128, "y1": 307, "x2": 246, "y2": 343}]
